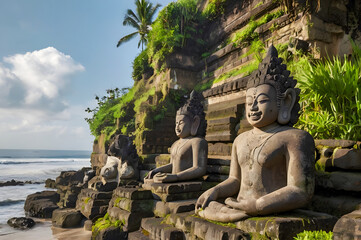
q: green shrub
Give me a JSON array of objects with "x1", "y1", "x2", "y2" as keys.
[
  {"x1": 296, "y1": 42, "x2": 361, "y2": 140},
  {"x1": 294, "y1": 230, "x2": 333, "y2": 240},
  {"x1": 132, "y1": 49, "x2": 153, "y2": 81},
  {"x1": 202, "y1": 0, "x2": 227, "y2": 20},
  {"x1": 147, "y1": 0, "x2": 204, "y2": 70}
]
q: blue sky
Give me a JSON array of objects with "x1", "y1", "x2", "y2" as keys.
[{"x1": 0, "y1": 0, "x2": 173, "y2": 150}]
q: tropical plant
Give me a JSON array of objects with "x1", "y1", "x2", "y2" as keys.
[
  {"x1": 117, "y1": 0, "x2": 161, "y2": 50},
  {"x1": 147, "y1": 0, "x2": 204, "y2": 69},
  {"x1": 296, "y1": 41, "x2": 361, "y2": 140},
  {"x1": 293, "y1": 230, "x2": 333, "y2": 240}
]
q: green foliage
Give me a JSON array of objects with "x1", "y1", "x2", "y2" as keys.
[
  {"x1": 132, "y1": 49, "x2": 153, "y2": 81},
  {"x1": 231, "y1": 9, "x2": 284, "y2": 46},
  {"x1": 147, "y1": 0, "x2": 204, "y2": 69},
  {"x1": 202, "y1": 0, "x2": 227, "y2": 20},
  {"x1": 296, "y1": 42, "x2": 361, "y2": 140},
  {"x1": 294, "y1": 230, "x2": 333, "y2": 240}
]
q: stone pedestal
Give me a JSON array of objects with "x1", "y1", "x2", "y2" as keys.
[
  {"x1": 107, "y1": 186, "x2": 154, "y2": 232},
  {"x1": 235, "y1": 209, "x2": 337, "y2": 240},
  {"x1": 142, "y1": 181, "x2": 207, "y2": 217},
  {"x1": 333, "y1": 209, "x2": 361, "y2": 240},
  {"x1": 76, "y1": 189, "x2": 113, "y2": 220}
]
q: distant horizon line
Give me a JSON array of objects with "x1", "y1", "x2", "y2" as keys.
[{"x1": 0, "y1": 148, "x2": 91, "y2": 152}]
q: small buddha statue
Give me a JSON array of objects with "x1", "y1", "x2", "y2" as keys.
[
  {"x1": 144, "y1": 91, "x2": 208, "y2": 183},
  {"x1": 195, "y1": 45, "x2": 315, "y2": 222}
]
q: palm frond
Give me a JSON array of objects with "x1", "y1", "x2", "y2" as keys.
[
  {"x1": 125, "y1": 9, "x2": 140, "y2": 23},
  {"x1": 117, "y1": 31, "x2": 138, "y2": 47},
  {"x1": 123, "y1": 16, "x2": 140, "y2": 30}
]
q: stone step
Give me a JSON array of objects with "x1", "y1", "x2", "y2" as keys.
[
  {"x1": 110, "y1": 198, "x2": 155, "y2": 213},
  {"x1": 311, "y1": 194, "x2": 361, "y2": 217},
  {"x1": 113, "y1": 186, "x2": 153, "y2": 200},
  {"x1": 141, "y1": 217, "x2": 185, "y2": 240},
  {"x1": 143, "y1": 181, "x2": 203, "y2": 194},
  {"x1": 206, "y1": 165, "x2": 230, "y2": 175},
  {"x1": 128, "y1": 230, "x2": 151, "y2": 240},
  {"x1": 153, "y1": 199, "x2": 197, "y2": 217},
  {"x1": 207, "y1": 155, "x2": 231, "y2": 166},
  {"x1": 206, "y1": 104, "x2": 243, "y2": 120},
  {"x1": 108, "y1": 206, "x2": 154, "y2": 232},
  {"x1": 316, "y1": 171, "x2": 361, "y2": 192},
  {"x1": 206, "y1": 131, "x2": 236, "y2": 142}
]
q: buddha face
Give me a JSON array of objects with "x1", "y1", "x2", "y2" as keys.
[
  {"x1": 175, "y1": 114, "x2": 192, "y2": 138},
  {"x1": 246, "y1": 84, "x2": 279, "y2": 128}
]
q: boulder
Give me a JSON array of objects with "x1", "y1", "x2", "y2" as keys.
[
  {"x1": 7, "y1": 217, "x2": 35, "y2": 230},
  {"x1": 45, "y1": 178, "x2": 56, "y2": 188},
  {"x1": 333, "y1": 209, "x2": 361, "y2": 240},
  {"x1": 24, "y1": 191, "x2": 59, "y2": 218},
  {"x1": 52, "y1": 208, "x2": 83, "y2": 228}
]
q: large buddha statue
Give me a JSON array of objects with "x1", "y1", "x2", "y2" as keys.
[
  {"x1": 196, "y1": 45, "x2": 315, "y2": 222},
  {"x1": 144, "y1": 91, "x2": 208, "y2": 183}
]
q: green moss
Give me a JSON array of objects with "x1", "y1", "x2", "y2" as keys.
[
  {"x1": 202, "y1": 0, "x2": 227, "y2": 20},
  {"x1": 91, "y1": 213, "x2": 124, "y2": 239},
  {"x1": 84, "y1": 197, "x2": 91, "y2": 204},
  {"x1": 192, "y1": 214, "x2": 237, "y2": 228}
]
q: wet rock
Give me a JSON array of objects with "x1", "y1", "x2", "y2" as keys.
[
  {"x1": 52, "y1": 208, "x2": 83, "y2": 228},
  {"x1": 24, "y1": 191, "x2": 59, "y2": 218},
  {"x1": 7, "y1": 217, "x2": 35, "y2": 229},
  {"x1": 0, "y1": 179, "x2": 24, "y2": 187},
  {"x1": 45, "y1": 178, "x2": 56, "y2": 189}
]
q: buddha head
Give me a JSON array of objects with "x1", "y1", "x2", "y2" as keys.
[
  {"x1": 176, "y1": 91, "x2": 207, "y2": 138},
  {"x1": 246, "y1": 45, "x2": 300, "y2": 128}
]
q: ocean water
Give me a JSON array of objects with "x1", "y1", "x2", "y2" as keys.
[{"x1": 0, "y1": 149, "x2": 91, "y2": 225}]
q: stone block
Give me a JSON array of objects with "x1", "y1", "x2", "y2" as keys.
[
  {"x1": 315, "y1": 139, "x2": 356, "y2": 148},
  {"x1": 205, "y1": 131, "x2": 236, "y2": 142},
  {"x1": 311, "y1": 194, "x2": 361, "y2": 217},
  {"x1": 187, "y1": 215, "x2": 250, "y2": 240},
  {"x1": 113, "y1": 186, "x2": 153, "y2": 200},
  {"x1": 81, "y1": 201, "x2": 108, "y2": 220},
  {"x1": 333, "y1": 209, "x2": 361, "y2": 240},
  {"x1": 113, "y1": 198, "x2": 155, "y2": 213},
  {"x1": 332, "y1": 148, "x2": 361, "y2": 170},
  {"x1": 316, "y1": 171, "x2": 361, "y2": 192},
  {"x1": 142, "y1": 181, "x2": 203, "y2": 194},
  {"x1": 128, "y1": 230, "x2": 150, "y2": 240},
  {"x1": 108, "y1": 206, "x2": 154, "y2": 232},
  {"x1": 207, "y1": 165, "x2": 230, "y2": 175},
  {"x1": 152, "y1": 191, "x2": 203, "y2": 202},
  {"x1": 155, "y1": 154, "x2": 171, "y2": 167},
  {"x1": 207, "y1": 156, "x2": 231, "y2": 166},
  {"x1": 52, "y1": 208, "x2": 83, "y2": 228},
  {"x1": 208, "y1": 143, "x2": 233, "y2": 156},
  {"x1": 236, "y1": 209, "x2": 337, "y2": 240},
  {"x1": 153, "y1": 199, "x2": 197, "y2": 217},
  {"x1": 89, "y1": 180, "x2": 118, "y2": 192},
  {"x1": 24, "y1": 191, "x2": 60, "y2": 218},
  {"x1": 141, "y1": 217, "x2": 185, "y2": 240},
  {"x1": 92, "y1": 226, "x2": 127, "y2": 240},
  {"x1": 203, "y1": 174, "x2": 228, "y2": 182}
]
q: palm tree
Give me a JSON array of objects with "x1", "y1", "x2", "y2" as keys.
[{"x1": 117, "y1": 0, "x2": 161, "y2": 50}]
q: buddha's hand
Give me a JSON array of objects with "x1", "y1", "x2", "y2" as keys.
[
  {"x1": 196, "y1": 188, "x2": 218, "y2": 211},
  {"x1": 225, "y1": 197, "x2": 258, "y2": 216},
  {"x1": 153, "y1": 173, "x2": 177, "y2": 183},
  {"x1": 144, "y1": 169, "x2": 158, "y2": 179}
]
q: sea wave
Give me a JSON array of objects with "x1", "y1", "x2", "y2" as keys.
[
  {"x1": 0, "y1": 199, "x2": 24, "y2": 207},
  {"x1": 0, "y1": 158, "x2": 89, "y2": 165}
]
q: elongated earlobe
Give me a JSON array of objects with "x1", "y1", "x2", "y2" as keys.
[
  {"x1": 278, "y1": 88, "x2": 296, "y2": 124},
  {"x1": 191, "y1": 116, "x2": 200, "y2": 136}
]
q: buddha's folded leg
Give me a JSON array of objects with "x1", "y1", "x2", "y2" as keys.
[{"x1": 197, "y1": 201, "x2": 249, "y2": 222}]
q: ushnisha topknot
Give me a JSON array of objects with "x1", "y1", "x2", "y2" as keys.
[
  {"x1": 177, "y1": 90, "x2": 207, "y2": 137},
  {"x1": 247, "y1": 45, "x2": 301, "y2": 126}
]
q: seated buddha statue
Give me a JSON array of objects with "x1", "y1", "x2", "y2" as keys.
[
  {"x1": 144, "y1": 91, "x2": 208, "y2": 183},
  {"x1": 195, "y1": 45, "x2": 315, "y2": 222}
]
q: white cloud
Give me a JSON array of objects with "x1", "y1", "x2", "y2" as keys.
[
  {"x1": 0, "y1": 47, "x2": 84, "y2": 111},
  {"x1": 0, "y1": 47, "x2": 92, "y2": 150}
]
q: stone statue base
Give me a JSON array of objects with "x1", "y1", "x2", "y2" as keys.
[
  {"x1": 142, "y1": 180, "x2": 208, "y2": 216},
  {"x1": 138, "y1": 209, "x2": 337, "y2": 240}
]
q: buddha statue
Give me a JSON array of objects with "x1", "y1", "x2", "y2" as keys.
[
  {"x1": 195, "y1": 45, "x2": 315, "y2": 222},
  {"x1": 144, "y1": 91, "x2": 208, "y2": 183}
]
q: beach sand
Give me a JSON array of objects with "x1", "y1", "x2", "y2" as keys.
[{"x1": 0, "y1": 219, "x2": 92, "y2": 240}]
